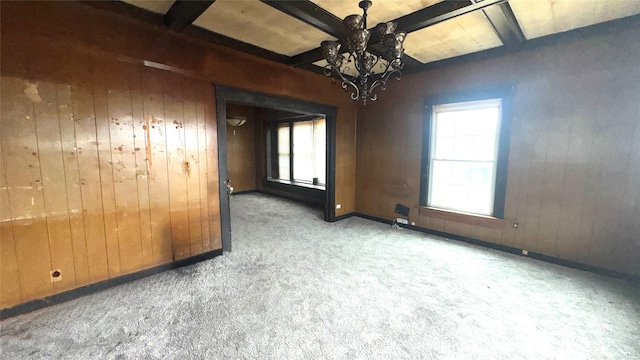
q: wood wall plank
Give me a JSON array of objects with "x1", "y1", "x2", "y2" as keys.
[
  {"x1": 91, "y1": 57, "x2": 122, "y2": 277},
  {"x1": 32, "y1": 78, "x2": 78, "y2": 292},
  {"x1": 141, "y1": 67, "x2": 173, "y2": 265},
  {"x1": 128, "y1": 64, "x2": 154, "y2": 268},
  {"x1": 183, "y1": 81, "x2": 204, "y2": 256},
  {"x1": 0, "y1": 158, "x2": 22, "y2": 307},
  {"x1": 196, "y1": 85, "x2": 212, "y2": 253},
  {"x1": 104, "y1": 60, "x2": 144, "y2": 275},
  {"x1": 57, "y1": 76, "x2": 91, "y2": 287},
  {"x1": 163, "y1": 72, "x2": 191, "y2": 260},
  {"x1": 70, "y1": 53, "x2": 110, "y2": 283},
  {"x1": 1, "y1": 74, "x2": 55, "y2": 301}
]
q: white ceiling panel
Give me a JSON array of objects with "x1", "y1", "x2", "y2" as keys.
[
  {"x1": 123, "y1": 0, "x2": 174, "y2": 15},
  {"x1": 403, "y1": 11, "x2": 503, "y2": 63},
  {"x1": 193, "y1": 0, "x2": 335, "y2": 56},
  {"x1": 510, "y1": 0, "x2": 640, "y2": 39},
  {"x1": 312, "y1": 0, "x2": 442, "y2": 26}
]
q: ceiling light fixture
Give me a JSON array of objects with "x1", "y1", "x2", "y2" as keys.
[
  {"x1": 321, "y1": 0, "x2": 406, "y2": 105},
  {"x1": 226, "y1": 116, "x2": 247, "y2": 127}
]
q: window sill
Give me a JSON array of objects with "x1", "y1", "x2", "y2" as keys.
[
  {"x1": 266, "y1": 178, "x2": 325, "y2": 191},
  {"x1": 418, "y1": 207, "x2": 504, "y2": 229}
]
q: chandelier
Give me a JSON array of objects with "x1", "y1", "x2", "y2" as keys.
[{"x1": 321, "y1": 0, "x2": 407, "y2": 105}]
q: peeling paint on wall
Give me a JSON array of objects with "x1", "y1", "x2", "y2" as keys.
[{"x1": 24, "y1": 82, "x2": 42, "y2": 102}]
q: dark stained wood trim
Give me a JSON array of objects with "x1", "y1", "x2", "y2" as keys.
[
  {"x1": 332, "y1": 212, "x2": 356, "y2": 222},
  {"x1": 272, "y1": 114, "x2": 326, "y2": 122},
  {"x1": 289, "y1": 47, "x2": 326, "y2": 67},
  {"x1": 419, "y1": 101, "x2": 432, "y2": 207},
  {"x1": 164, "y1": 0, "x2": 216, "y2": 32},
  {"x1": 0, "y1": 249, "x2": 223, "y2": 320},
  {"x1": 259, "y1": 0, "x2": 345, "y2": 38},
  {"x1": 288, "y1": 120, "x2": 294, "y2": 180},
  {"x1": 298, "y1": 63, "x2": 327, "y2": 75},
  {"x1": 474, "y1": 1, "x2": 525, "y2": 47},
  {"x1": 215, "y1": 88, "x2": 232, "y2": 253}
]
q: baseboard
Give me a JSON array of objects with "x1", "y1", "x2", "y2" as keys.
[
  {"x1": 0, "y1": 249, "x2": 223, "y2": 320},
  {"x1": 332, "y1": 212, "x2": 356, "y2": 222},
  {"x1": 353, "y1": 213, "x2": 640, "y2": 283}
]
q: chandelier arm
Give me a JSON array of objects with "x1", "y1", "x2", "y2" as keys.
[
  {"x1": 368, "y1": 68, "x2": 402, "y2": 100},
  {"x1": 333, "y1": 68, "x2": 360, "y2": 101}
]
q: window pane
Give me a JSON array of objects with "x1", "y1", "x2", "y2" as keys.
[
  {"x1": 450, "y1": 162, "x2": 471, "y2": 186},
  {"x1": 431, "y1": 160, "x2": 452, "y2": 185},
  {"x1": 277, "y1": 124, "x2": 290, "y2": 180},
  {"x1": 434, "y1": 136, "x2": 454, "y2": 159},
  {"x1": 452, "y1": 136, "x2": 473, "y2": 160},
  {"x1": 472, "y1": 136, "x2": 497, "y2": 161},
  {"x1": 293, "y1": 121, "x2": 313, "y2": 182},
  {"x1": 430, "y1": 182, "x2": 451, "y2": 208}
]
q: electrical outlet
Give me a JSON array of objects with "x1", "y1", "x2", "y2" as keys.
[
  {"x1": 513, "y1": 222, "x2": 519, "y2": 229},
  {"x1": 521, "y1": 250, "x2": 528, "y2": 256},
  {"x1": 336, "y1": 204, "x2": 341, "y2": 210},
  {"x1": 411, "y1": 222, "x2": 415, "y2": 226}
]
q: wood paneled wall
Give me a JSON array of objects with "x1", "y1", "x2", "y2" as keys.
[
  {"x1": 1, "y1": 1, "x2": 357, "y2": 309},
  {"x1": 226, "y1": 104, "x2": 257, "y2": 193},
  {"x1": 0, "y1": 34, "x2": 221, "y2": 309},
  {"x1": 356, "y1": 19, "x2": 640, "y2": 277}
]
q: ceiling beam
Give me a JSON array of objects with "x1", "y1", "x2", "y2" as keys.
[
  {"x1": 290, "y1": 0, "x2": 509, "y2": 67},
  {"x1": 259, "y1": 0, "x2": 345, "y2": 38},
  {"x1": 290, "y1": 47, "x2": 325, "y2": 68},
  {"x1": 164, "y1": 0, "x2": 216, "y2": 32},
  {"x1": 475, "y1": 1, "x2": 525, "y2": 47}
]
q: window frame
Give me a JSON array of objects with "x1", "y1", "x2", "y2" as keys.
[
  {"x1": 267, "y1": 116, "x2": 327, "y2": 188},
  {"x1": 420, "y1": 87, "x2": 513, "y2": 219}
]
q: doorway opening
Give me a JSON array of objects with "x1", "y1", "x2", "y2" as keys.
[{"x1": 215, "y1": 86, "x2": 337, "y2": 252}]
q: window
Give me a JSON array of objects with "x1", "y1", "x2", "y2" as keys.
[
  {"x1": 268, "y1": 117, "x2": 326, "y2": 186},
  {"x1": 421, "y1": 89, "x2": 511, "y2": 218}
]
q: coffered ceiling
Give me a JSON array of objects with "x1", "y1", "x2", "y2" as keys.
[{"x1": 119, "y1": 0, "x2": 640, "y2": 74}]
